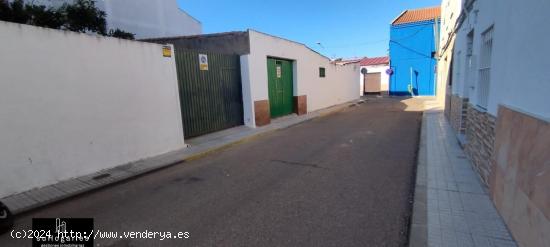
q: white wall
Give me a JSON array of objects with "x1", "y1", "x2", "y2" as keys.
[
  {"x1": 239, "y1": 55, "x2": 256, "y2": 127},
  {"x1": 22, "y1": 0, "x2": 202, "y2": 39},
  {"x1": 242, "y1": 30, "x2": 359, "y2": 127},
  {"x1": 452, "y1": 0, "x2": 550, "y2": 118},
  {"x1": 0, "y1": 21, "x2": 185, "y2": 198},
  {"x1": 359, "y1": 65, "x2": 390, "y2": 96},
  {"x1": 489, "y1": 0, "x2": 550, "y2": 118},
  {"x1": 99, "y1": 0, "x2": 202, "y2": 39}
]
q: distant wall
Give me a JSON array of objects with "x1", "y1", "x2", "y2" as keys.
[
  {"x1": 245, "y1": 30, "x2": 359, "y2": 127},
  {"x1": 0, "y1": 21, "x2": 185, "y2": 198}
]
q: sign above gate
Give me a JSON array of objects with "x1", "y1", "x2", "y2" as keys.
[
  {"x1": 199, "y1": 54, "x2": 208, "y2": 71},
  {"x1": 162, "y1": 46, "x2": 172, "y2": 57}
]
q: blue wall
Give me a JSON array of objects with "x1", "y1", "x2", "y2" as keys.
[{"x1": 389, "y1": 20, "x2": 439, "y2": 96}]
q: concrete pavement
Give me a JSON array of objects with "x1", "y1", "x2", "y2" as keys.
[{"x1": 409, "y1": 111, "x2": 517, "y2": 247}]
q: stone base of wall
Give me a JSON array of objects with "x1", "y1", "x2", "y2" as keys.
[
  {"x1": 490, "y1": 105, "x2": 550, "y2": 247},
  {"x1": 464, "y1": 104, "x2": 496, "y2": 186},
  {"x1": 254, "y1": 100, "x2": 270, "y2": 127},
  {"x1": 294, "y1": 95, "x2": 307, "y2": 115},
  {"x1": 450, "y1": 94, "x2": 469, "y2": 134}
]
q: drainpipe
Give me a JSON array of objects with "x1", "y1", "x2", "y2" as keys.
[{"x1": 409, "y1": 67, "x2": 415, "y2": 97}]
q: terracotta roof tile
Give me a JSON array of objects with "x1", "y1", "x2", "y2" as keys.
[
  {"x1": 392, "y1": 6, "x2": 441, "y2": 25},
  {"x1": 359, "y1": 56, "x2": 389, "y2": 66}
]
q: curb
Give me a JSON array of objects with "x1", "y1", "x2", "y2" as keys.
[
  {"x1": 408, "y1": 112, "x2": 429, "y2": 247},
  {"x1": 1, "y1": 99, "x2": 357, "y2": 216}
]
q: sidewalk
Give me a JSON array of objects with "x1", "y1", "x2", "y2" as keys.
[
  {"x1": 1, "y1": 100, "x2": 361, "y2": 215},
  {"x1": 409, "y1": 111, "x2": 517, "y2": 247}
]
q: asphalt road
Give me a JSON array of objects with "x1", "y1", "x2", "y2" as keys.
[{"x1": 0, "y1": 97, "x2": 423, "y2": 247}]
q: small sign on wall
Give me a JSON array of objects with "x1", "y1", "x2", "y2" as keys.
[
  {"x1": 162, "y1": 46, "x2": 172, "y2": 57},
  {"x1": 276, "y1": 66, "x2": 282, "y2": 78},
  {"x1": 199, "y1": 54, "x2": 208, "y2": 71}
]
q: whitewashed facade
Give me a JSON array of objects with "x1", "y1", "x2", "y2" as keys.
[
  {"x1": 241, "y1": 30, "x2": 360, "y2": 127},
  {"x1": 443, "y1": 1, "x2": 550, "y2": 246}
]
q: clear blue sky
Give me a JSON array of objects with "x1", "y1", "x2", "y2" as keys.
[{"x1": 177, "y1": 0, "x2": 440, "y2": 59}]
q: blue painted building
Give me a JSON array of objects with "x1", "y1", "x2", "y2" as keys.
[{"x1": 389, "y1": 7, "x2": 440, "y2": 96}]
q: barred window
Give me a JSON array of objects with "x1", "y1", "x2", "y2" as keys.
[{"x1": 477, "y1": 27, "x2": 493, "y2": 109}]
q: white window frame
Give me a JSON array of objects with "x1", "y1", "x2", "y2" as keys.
[{"x1": 477, "y1": 26, "x2": 494, "y2": 109}]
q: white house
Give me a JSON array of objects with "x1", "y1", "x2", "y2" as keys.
[
  {"x1": 442, "y1": 0, "x2": 550, "y2": 246},
  {"x1": 147, "y1": 30, "x2": 360, "y2": 129},
  {"x1": 243, "y1": 30, "x2": 360, "y2": 127},
  {"x1": 358, "y1": 57, "x2": 390, "y2": 96},
  {"x1": 22, "y1": 0, "x2": 202, "y2": 39}
]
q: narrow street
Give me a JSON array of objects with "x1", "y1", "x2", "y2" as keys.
[{"x1": 1, "y1": 98, "x2": 423, "y2": 247}]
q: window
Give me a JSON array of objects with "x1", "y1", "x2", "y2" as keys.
[
  {"x1": 319, "y1": 67, "x2": 326, "y2": 78},
  {"x1": 466, "y1": 31, "x2": 474, "y2": 56},
  {"x1": 477, "y1": 27, "x2": 493, "y2": 109}
]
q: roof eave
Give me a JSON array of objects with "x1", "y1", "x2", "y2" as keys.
[{"x1": 391, "y1": 10, "x2": 408, "y2": 25}]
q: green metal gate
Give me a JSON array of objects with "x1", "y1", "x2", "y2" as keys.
[
  {"x1": 174, "y1": 50, "x2": 244, "y2": 138},
  {"x1": 267, "y1": 58, "x2": 294, "y2": 118}
]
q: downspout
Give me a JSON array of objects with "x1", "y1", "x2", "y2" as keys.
[{"x1": 409, "y1": 67, "x2": 415, "y2": 97}]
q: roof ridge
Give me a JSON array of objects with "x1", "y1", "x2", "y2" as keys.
[
  {"x1": 392, "y1": 6, "x2": 441, "y2": 25},
  {"x1": 360, "y1": 56, "x2": 390, "y2": 66}
]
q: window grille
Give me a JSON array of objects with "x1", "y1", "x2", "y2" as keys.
[{"x1": 477, "y1": 27, "x2": 493, "y2": 109}]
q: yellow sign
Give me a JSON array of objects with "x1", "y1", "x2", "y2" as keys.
[
  {"x1": 162, "y1": 46, "x2": 172, "y2": 57},
  {"x1": 199, "y1": 54, "x2": 208, "y2": 71}
]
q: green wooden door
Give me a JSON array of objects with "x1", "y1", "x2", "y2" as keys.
[{"x1": 267, "y1": 58, "x2": 294, "y2": 118}]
